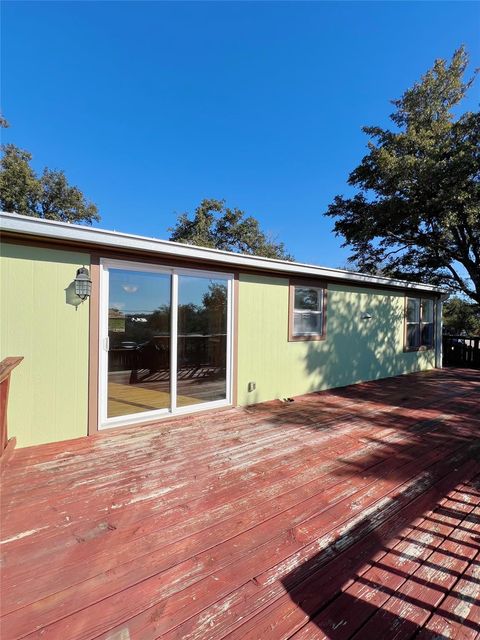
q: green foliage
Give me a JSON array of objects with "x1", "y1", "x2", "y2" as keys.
[
  {"x1": 169, "y1": 198, "x2": 293, "y2": 260},
  {"x1": 443, "y1": 296, "x2": 480, "y2": 336},
  {"x1": 326, "y1": 47, "x2": 480, "y2": 303},
  {"x1": 0, "y1": 133, "x2": 99, "y2": 224},
  {"x1": 202, "y1": 282, "x2": 228, "y2": 314}
]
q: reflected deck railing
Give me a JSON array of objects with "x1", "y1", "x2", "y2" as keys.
[{"x1": 109, "y1": 334, "x2": 227, "y2": 374}]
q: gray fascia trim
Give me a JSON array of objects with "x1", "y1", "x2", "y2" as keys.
[{"x1": 0, "y1": 212, "x2": 444, "y2": 294}]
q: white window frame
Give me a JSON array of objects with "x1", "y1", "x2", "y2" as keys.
[
  {"x1": 404, "y1": 295, "x2": 435, "y2": 352},
  {"x1": 289, "y1": 281, "x2": 327, "y2": 342}
]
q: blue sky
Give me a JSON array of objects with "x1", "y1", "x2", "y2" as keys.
[
  {"x1": 109, "y1": 268, "x2": 228, "y2": 313},
  {"x1": 2, "y1": 1, "x2": 479, "y2": 268}
]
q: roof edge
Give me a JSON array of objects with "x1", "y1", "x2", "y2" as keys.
[{"x1": 0, "y1": 212, "x2": 444, "y2": 294}]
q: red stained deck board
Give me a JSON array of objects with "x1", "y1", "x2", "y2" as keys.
[
  {"x1": 290, "y1": 485, "x2": 480, "y2": 640},
  {"x1": 415, "y1": 550, "x2": 480, "y2": 640},
  {"x1": 6, "y1": 416, "x2": 470, "y2": 535},
  {"x1": 2, "y1": 397, "x2": 463, "y2": 570},
  {"x1": 1, "y1": 412, "x2": 448, "y2": 580},
  {"x1": 70, "y1": 455, "x2": 480, "y2": 640},
  {"x1": 3, "y1": 368, "x2": 474, "y2": 484},
  {"x1": 2, "y1": 401, "x2": 426, "y2": 511},
  {"x1": 198, "y1": 464, "x2": 480, "y2": 640},
  {"x1": 4, "y1": 434, "x2": 470, "y2": 637},
  {"x1": 349, "y1": 503, "x2": 480, "y2": 640},
  {"x1": 2, "y1": 408, "x2": 431, "y2": 523},
  {"x1": 4, "y1": 438, "x2": 474, "y2": 639},
  {"x1": 1, "y1": 399, "x2": 453, "y2": 502},
  {"x1": 0, "y1": 368, "x2": 479, "y2": 640},
  {"x1": 0, "y1": 440, "x2": 414, "y2": 616}
]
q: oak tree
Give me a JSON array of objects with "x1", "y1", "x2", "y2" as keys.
[
  {"x1": 169, "y1": 198, "x2": 293, "y2": 260},
  {"x1": 326, "y1": 47, "x2": 480, "y2": 303},
  {"x1": 0, "y1": 118, "x2": 99, "y2": 224}
]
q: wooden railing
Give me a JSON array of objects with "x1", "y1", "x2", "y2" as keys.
[
  {"x1": 442, "y1": 335, "x2": 480, "y2": 369},
  {"x1": 0, "y1": 356, "x2": 23, "y2": 472}
]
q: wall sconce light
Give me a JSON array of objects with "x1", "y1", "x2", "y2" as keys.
[
  {"x1": 361, "y1": 312, "x2": 372, "y2": 320},
  {"x1": 74, "y1": 267, "x2": 92, "y2": 301}
]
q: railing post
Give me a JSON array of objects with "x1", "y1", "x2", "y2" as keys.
[
  {"x1": 0, "y1": 356, "x2": 23, "y2": 474},
  {"x1": 435, "y1": 298, "x2": 444, "y2": 368}
]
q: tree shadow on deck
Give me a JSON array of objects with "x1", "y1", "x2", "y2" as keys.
[
  {"x1": 243, "y1": 367, "x2": 480, "y2": 453},
  {"x1": 298, "y1": 290, "x2": 479, "y2": 411},
  {"x1": 278, "y1": 467, "x2": 480, "y2": 639},
  {"x1": 244, "y1": 287, "x2": 480, "y2": 438},
  {"x1": 243, "y1": 301, "x2": 480, "y2": 638},
  {"x1": 272, "y1": 368, "x2": 480, "y2": 639},
  {"x1": 259, "y1": 290, "x2": 480, "y2": 637}
]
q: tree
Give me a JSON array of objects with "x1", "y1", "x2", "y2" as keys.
[
  {"x1": 169, "y1": 198, "x2": 293, "y2": 260},
  {"x1": 443, "y1": 296, "x2": 480, "y2": 335},
  {"x1": 325, "y1": 47, "x2": 480, "y2": 303},
  {"x1": 0, "y1": 119, "x2": 99, "y2": 224}
]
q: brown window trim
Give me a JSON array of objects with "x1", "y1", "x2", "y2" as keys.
[
  {"x1": 288, "y1": 279, "x2": 327, "y2": 342},
  {"x1": 403, "y1": 294, "x2": 436, "y2": 353}
]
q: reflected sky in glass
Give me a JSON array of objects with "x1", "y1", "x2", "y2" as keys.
[{"x1": 109, "y1": 269, "x2": 228, "y2": 314}]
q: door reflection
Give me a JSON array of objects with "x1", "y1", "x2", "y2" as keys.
[
  {"x1": 107, "y1": 269, "x2": 171, "y2": 418},
  {"x1": 177, "y1": 276, "x2": 228, "y2": 406}
]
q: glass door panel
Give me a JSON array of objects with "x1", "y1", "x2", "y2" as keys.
[
  {"x1": 177, "y1": 275, "x2": 228, "y2": 407},
  {"x1": 107, "y1": 268, "x2": 171, "y2": 419}
]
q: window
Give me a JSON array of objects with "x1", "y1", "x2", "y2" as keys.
[
  {"x1": 405, "y1": 296, "x2": 435, "y2": 351},
  {"x1": 289, "y1": 281, "x2": 326, "y2": 341}
]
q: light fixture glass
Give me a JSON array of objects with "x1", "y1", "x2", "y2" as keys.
[{"x1": 74, "y1": 267, "x2": 92, "y2": 301}]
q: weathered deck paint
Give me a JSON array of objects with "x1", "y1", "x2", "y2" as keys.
[{"x1": 0, "y1": 369, "x2": 479, "y2": 640}]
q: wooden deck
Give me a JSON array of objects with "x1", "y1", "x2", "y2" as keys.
[{"x1": 1, "y1": 368, "x2": 480, "y2": 640}]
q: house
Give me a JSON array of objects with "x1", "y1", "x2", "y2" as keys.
[{"x1": 0, "y1": 211, "x2": 444, "y2": 448}]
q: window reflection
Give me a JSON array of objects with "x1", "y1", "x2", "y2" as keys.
[
  {"x1": 177, "y1": 276, "x2": 228, "y2": 406},
  {"x1": 107, "y1": 269, "x2": 171, "y2": 418}
]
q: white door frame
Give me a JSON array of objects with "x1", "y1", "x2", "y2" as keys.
[{"x1": 98, "y1": 258, "x2": 234, "y2": 430}]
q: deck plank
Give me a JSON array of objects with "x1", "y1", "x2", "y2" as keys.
[
  {"x1": 349, "y1": 502, "x2": 480, "y2": 640},
  {"x1": 290, "y1": 481, "x2": 480, "y2": 639},
  {"x1": 0, "y1": 368, "x2": 479, "y2": 640},
  {"x1": 2, "y1": 412, "x2": 443, "y2": 568},
  {"x1": 3, "y1": 432, "x2": 472, "y2": 635},
  {"x1": 189, "y1": 459, "x2": 480, "y2": 640}
]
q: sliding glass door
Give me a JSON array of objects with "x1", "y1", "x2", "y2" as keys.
[{"x1": 99, "y1": 260, "x2": 232, "y2": 429}]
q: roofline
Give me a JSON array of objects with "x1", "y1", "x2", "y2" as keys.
[{"x1": 0, "y1": 212, "x2": 443, "y2": 294}]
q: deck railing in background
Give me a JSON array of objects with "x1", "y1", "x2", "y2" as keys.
[
  {"x1": 0, "y1": 356, "x2": 23, "y2": 472},
  {"x1": 442, "y1": 335, "x2": 480, "y2": 369}
]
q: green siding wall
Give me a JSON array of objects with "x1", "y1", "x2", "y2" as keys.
[
  {"x1": 237, "y1": 274, "x2": 435, "y2": 406},
  {"x1": 0, "y1": 247, "x2": 437, "y2": 446},
  {"x1": 0, "y1": 243, "x2": 90, "y2": 448}
]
